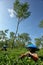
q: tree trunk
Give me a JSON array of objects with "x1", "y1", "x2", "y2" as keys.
[{"x1": 15, "y1": 19, "x2": 20, "y2": 37}]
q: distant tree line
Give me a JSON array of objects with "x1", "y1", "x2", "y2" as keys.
[
  {"x1": 0, "y1": 29, "x2": 31, "y2": 48},
  {"x1": 0, "y1": 29, "x2": 43, "y2": 49}
]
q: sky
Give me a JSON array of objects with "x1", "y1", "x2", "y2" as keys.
[{"x1": 0, "y1": 0, "x2": 43, "y2": 43}]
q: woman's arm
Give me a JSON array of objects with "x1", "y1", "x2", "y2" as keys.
[
  {"x1": 19, "y1": 52, "x2": 30, "y2": 59},
  {"x1": 19, "y1": 52, "x2": 38, "y2": 61}
]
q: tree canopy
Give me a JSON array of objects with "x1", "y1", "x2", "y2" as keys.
[{"x1": 13, "y1": 0, "x2": 31, "y2": 36}]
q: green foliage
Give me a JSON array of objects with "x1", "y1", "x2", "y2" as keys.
[
  {"x1": 0, "y1": 29, "x2": 31, "y2": 48},
  {"x1": 10, "y1": 32, "x2": 15, "y2": 39},
  {"x1": 0, "y1": 29, "x2": 8, "y2": 40},
  {"x1": 18, "y1": 33, "x2": 31, "y2": 42},
  {"x1": 0, "y1": 48, "x2": 43, "y2": 65},
  {"x1": 35, "y1": 36, "x2": 43, "y2": 48},
  {"x1": 0, "y1": 29, "x2": 9, "y2": 48},
  {"x1": 39, "y1": 20, "x2": 43, "y2": 28},
  {"x1": 13, "y1": 0, "x2": 31, "y2": 36},
  {"x1": 35, "y1": 38, "x2": 41, "y2": 47},
  {"x1": 13, "y1": 0, "x2": 31, "y2": 20}
]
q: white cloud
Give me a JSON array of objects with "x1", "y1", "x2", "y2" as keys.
[{"x1": 8, "y1": 9, "x2": 14, "y2": 18}]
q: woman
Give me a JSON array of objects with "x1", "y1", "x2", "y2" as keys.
[{"x1": 19, "y1": 44, "x2": 39, "y2": 62}]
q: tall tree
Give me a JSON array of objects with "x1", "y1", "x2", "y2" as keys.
[
  {"x1": 13, "y1": 0, "x2": 31, "y2": 36},
  {"x1": 0, "y1": 29, "x2": 8, "y2": 47},
  {"x1": 35, "y1": 38, "x2": 41, "y2": 47},
  {"x1": 4, "y1": 29, "x2": 9, "y2": 46},
  {"x1": 35, "y1": 36, "x2": 43, "y2": 48},
  {"x1": 18, "y1": 33, "x2": 31, "y2": 46},
  {"x1": 0, "y1": 29, "x2": 8, "y2": 41},
  {"x1": 10, "y1": 32, "x2": 15, "y2": 48},
  {"x1": 10, "y1": 32, "x2": 15, "y2": 39}
]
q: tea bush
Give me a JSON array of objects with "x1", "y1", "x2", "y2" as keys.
[{"x1": 0, "y1": 48, "x2": 43, "y2": 65}]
